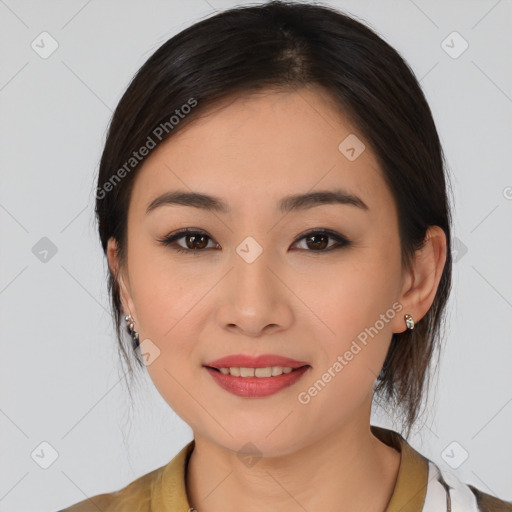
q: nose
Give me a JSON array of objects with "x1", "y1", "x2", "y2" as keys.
[{"x1": 216, "y1": 247, "x2": 294, "y2": 337}]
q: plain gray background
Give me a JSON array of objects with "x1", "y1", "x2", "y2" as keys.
[{"x1": 1, "y1": 1, "x2": 511, "y2": 510}]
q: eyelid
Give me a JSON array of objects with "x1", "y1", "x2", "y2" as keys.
[
  {"x1": 156, "y1": 228, "x2": 218, "y2": 252},
  {"x1": 157, "y1": 227, "x2": 351, "y2": 254},
  {"x1": 291, "y1": 228, "x2": 349, "y2": 250}
]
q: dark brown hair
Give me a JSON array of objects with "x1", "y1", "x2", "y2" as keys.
[{"x1": 95, "y1": 0, "x2": 453, "y2": 438}]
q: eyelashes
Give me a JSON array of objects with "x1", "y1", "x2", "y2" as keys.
[
  {"x1": 158, "y1": 229, "x2": 218, "y2": 254},
  {"x1": 157, "y1": 228, "x2": 351, "y2": 256}
]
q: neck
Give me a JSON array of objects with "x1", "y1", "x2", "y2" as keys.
[{"x1": 186, "y1": 417, "x2": 401, "y2": 512}]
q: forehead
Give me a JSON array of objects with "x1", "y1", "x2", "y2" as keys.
[{"x1": 129, "y1": 86, "x2": 393, "y2": 219}]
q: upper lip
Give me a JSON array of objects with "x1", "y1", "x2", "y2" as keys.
[{"x1": 204, "y1": 354, "x2": 310, "y2": 369}]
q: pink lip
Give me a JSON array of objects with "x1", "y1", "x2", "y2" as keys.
[
  {"x1": 203, "y1": 353, "x2": 311, "y2": 398},
  {"x1": 205, "y1": 366, "x2": 311, "y2": 398},
  {"x1": 204, "y1": 354, "x2": 310, "y2": 369}
]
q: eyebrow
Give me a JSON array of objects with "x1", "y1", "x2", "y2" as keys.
[{"x1": 145, "y1": 188, "x2": 369, "y2": 215}]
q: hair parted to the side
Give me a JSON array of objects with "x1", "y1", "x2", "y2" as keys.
[{"x1": 94, "y1": 0, "x2": 453, "y2": 438}]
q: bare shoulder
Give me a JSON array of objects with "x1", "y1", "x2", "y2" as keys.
[{"x1": 56, "y1": 465, "x2": 164, "y2": 512}]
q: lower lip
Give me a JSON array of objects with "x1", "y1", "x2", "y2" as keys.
[{"x1": 205, "y1": 366, "x2": 311, "y2": 397}]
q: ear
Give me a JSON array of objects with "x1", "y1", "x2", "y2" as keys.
[
  {"x1": 392, "y1": 226, "x2": 447, "y2": 334},
  {"x1": 106, "y1": 237, "x2": 137, "y2": 323}
]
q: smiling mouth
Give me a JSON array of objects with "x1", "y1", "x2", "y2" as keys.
[
  {"x1": 204, "y1": 365, "x2": 311, "y2": 378},
  {"x1": 204, "y1": 363, "x2": 312, "y2": 398}
]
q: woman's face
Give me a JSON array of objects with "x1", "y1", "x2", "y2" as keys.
[{"x1": 109, "y1": 85, "x2": 414, "y2": 455}]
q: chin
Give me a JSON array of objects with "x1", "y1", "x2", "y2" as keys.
[{"x1": 199, "y1": 426, "x2": 307, "y2": 459}]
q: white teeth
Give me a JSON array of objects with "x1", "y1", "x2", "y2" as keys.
[
  {"x1": 215, "y1": 366, "x2": 296, "y2": 377},
  {"x1": 240, "y1": 367, "x2": 255, "y2": 377},
  {"x1": 255, "y1": 367, "x2": 272, "y2": 378},
  {"x1": 271, "y1": 366, "x2": 283, "y2": 376}
]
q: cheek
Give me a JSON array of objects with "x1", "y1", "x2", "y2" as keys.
[
  {"x1": 132, "y1": 268, "x2": 203, "y2": 419},
  {"x1": 125, "y1": 247, "x2": 207, "y2": 397},
  {"x1": 298, "y1": 293, "x2": 396, "y2": 425},
  {"x1": 299, "y1": 252, "x2": 398, "y2": 341},
  {"x1": 297, "y1": 253, "x2": 399, "y2": 398},
  {"x1": 127, "y1": 235, "x2": 203, "y2": 338}
]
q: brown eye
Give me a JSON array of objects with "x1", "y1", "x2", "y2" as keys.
[
  {"x1": 183, "y1": 233, "x2": 209, "y2": 250},
  {"x1": 292, "y1": 229, "x2": 350, "y2": 252},
  {"x1": 304, "y1": 233, "x2": 329, "y2": 250},
  {"x1": 157, "y1": 229, "x2": 218, "y2": 255}
]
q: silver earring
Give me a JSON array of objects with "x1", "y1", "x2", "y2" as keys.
[
  {"x1": 404, "y1": 314, "x2": 415, "y2": 330},
  {"x1": 125, "y1": 314, "x2": 140, "y2": 347}
]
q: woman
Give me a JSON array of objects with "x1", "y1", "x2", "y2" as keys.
[{"x1": 58, "y1": 1, "x2": 512, "y2": 510}]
